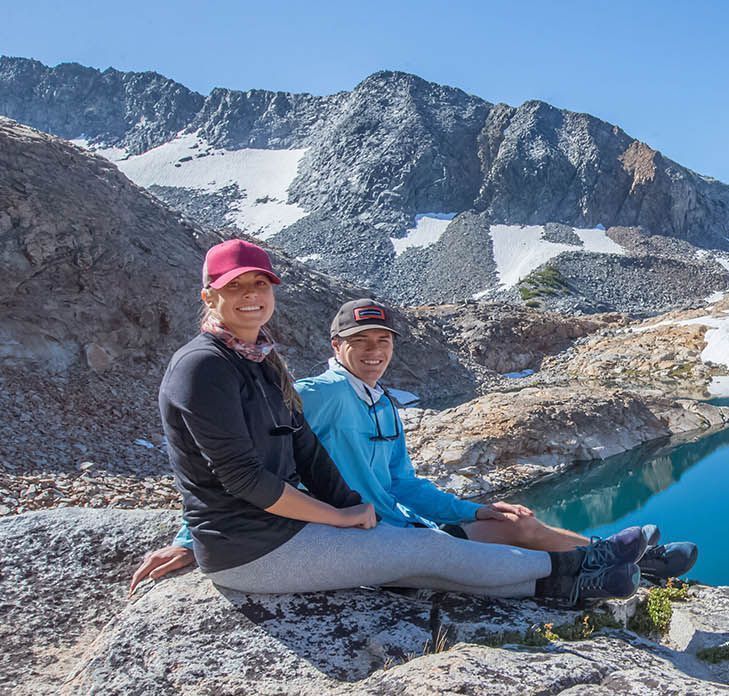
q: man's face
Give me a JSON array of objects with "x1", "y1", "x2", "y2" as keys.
[{"x1": 332, "y1": 328, "x2": 394, "y2": 387}]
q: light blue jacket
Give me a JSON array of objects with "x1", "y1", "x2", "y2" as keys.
[{"x1": 173, "y1": 364, "x2": 479, "y2": 548}]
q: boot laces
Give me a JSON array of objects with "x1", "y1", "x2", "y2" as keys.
[
  {"x1": 580, "y1": 535, "x2": 617, "y2": 570},
  {"x1": 569, "y1": 565, "x2": 611, "y2": 605}
]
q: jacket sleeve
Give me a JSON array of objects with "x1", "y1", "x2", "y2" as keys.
[
  {"x1": 291, "y1": 414, "x2": 362, "y2": 509},
  {"x1": 165, "y1": 351, "x2": 285, "y2": 510},
  {"x1": 172, "y1": 520, "x2": 193, "y2": 550},
  {"x1": 388, "y1": 414, "x2": 481, "y2": 525}
]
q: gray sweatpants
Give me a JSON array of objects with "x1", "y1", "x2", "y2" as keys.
[{"x1": 206, "y1": 522, "x2": 552, "y2": 598}]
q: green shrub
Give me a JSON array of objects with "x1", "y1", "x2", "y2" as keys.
[
  {"x1": 628, "y1": 581, "x2": 690, "y2": 636},
  {"x1": 517, "y1": 265, "x2": 571, "y2": 301}
]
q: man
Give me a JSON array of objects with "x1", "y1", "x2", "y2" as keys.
[{"x1": 130, "y1": 299, "x2": 696, "y2": 593}]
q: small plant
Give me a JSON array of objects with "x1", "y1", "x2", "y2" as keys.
[
  {"x1": 423, "y1": 625, "x2": 450, "y2": 655},
  {"x1": 521, "y1": 624, "x2": 552, "y2": 647},
  {"x1": 668, "y1": 362, "x2": 695, "y2": 379},
  {"x1": 628, "y1": 580, "x2": 690, "y2": 636},
  {"x1": 517, "y1": 265, "x2": 571, "y2": 302},
  {"x1": 697, "y1": 643, "x2": 729, "y2": 664},
  {"x1": 662, "y1": 578, "x2": 690, "y2": 601},
  {"x1": 550, "y1": 611, "x2": 621, "y2": 640}
]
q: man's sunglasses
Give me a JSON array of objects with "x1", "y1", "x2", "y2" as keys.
[{"x1": 364, "y1": 386, "x2": 401, "y2": 442}]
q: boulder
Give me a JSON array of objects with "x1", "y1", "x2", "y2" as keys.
[{"x1": 2, "y1": 508, "x2": 729, "y2": 695}]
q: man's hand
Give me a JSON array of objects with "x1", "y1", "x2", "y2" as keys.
[
  {"x1": 476, "y1": 501, "x2": 534, "y2": 521},
  {"x1": 129, "y1": 545, "x2": 195, "y2": 596}
]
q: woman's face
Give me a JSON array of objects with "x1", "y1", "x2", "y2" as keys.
[{"x1": 204, "y1": 271, "x2": 275, "y2": 341}]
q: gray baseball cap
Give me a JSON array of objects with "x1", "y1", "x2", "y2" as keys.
[{"x1": 330, "y1": 299, "x2": 401, "y2": 338}]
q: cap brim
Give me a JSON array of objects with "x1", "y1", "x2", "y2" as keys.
[
  {"x1": 336, "y1": 324, "x2": 400, "y2": 337},
  {"x1": 208, "y1": 266, "x2": 281, "y2": 289}
]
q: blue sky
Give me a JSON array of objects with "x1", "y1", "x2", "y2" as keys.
[{"x1": 2, "y1": 0, "x2": 728, "y2": 182}]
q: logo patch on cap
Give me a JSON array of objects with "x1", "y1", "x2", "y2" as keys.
[{"x1": 353, "y1": 306, "x2": 386, "y2": 322}]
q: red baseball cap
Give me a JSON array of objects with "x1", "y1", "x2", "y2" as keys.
[{"x1": 203, "y1": 239, "x2": 281, "y2": 289}]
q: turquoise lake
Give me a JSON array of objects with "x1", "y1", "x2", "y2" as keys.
[{"x1": 514, "y1": 406, "x2": 729, "y2": 586}]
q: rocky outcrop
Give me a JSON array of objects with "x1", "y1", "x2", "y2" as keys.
[
  {"x1": 544, "y1": 298, "x2": 729, "y2": 398},
  {"x1": 0, "y1": 118, "x2": 216, "y2": 371},
  {"x1": 3, "y1": 508, "x2": 728, "y2": 695},
  {"x1": 475, "y1": 102, "x2": 729, "y2": 249},
  {"x1": 408, "y1": 301, "x2": 621, "y2": 375},
  {"x1": 402, "y1": 386, "x2": 729, "y2": 497},
  {"x1": 534, "y1": 249, "x2": 729, "y2": 315},
  {"x1": 0, "y1": 508, "x2": 180, "y2": 695}
]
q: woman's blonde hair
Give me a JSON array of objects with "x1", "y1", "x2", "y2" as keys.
[{"x1": 200, "y1": 299, "x2": 302, "y2": 413}]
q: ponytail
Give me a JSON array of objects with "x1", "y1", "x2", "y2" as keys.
[{"x1": 261, "y1": 326, "x2": 303, "y2": 413}]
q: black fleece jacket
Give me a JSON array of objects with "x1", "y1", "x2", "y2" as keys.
[{"x1": 159, "y1": 332, "x2": 361, "y2": 573}]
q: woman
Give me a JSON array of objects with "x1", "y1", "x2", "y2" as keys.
[{"x1": 157, "y1": 238, "x2": 646, "y2": 602}]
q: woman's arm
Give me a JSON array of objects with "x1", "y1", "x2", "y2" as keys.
[
  {"x1": 266, "y1": 483, "x2": 375, "y2": 528},
  {"x1": 291, "y1": 417, "x2": 363, "y2": 509}
]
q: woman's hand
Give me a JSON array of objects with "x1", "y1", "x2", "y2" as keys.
[
  {"x1": 476, "y1": 501, "x2": 533, "y2": 521},
  {"x1": 332, "y1": 503, "x2": 377, "y2": 529},
  {"x1": 129, "y1": 546, "x2": 195, "y2": 596}
]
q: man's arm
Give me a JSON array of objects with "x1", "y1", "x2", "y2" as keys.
[
  {"x1": 173, "y1": 520, "x2": 193, "y2": 550},
  {"x1": 388, "y1": 420, "x2": 481, "y2": 524}
]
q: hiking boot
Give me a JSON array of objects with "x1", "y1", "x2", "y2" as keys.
[
  {"x1": 570, "y1": 562, "x2": 641, "y2": 605},
  {"x1": 642, "y1": 524, "x2": 661, "y2": 549},
  {"x1": 581, "y1": 525, "x2": 652, "y2": 570},
  {"x1": 639, "y1": 542, "x2": 698, "y2": 580}
]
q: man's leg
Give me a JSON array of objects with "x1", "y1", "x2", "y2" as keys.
[{"x1": 462, "y1": 513, "x2": 589, "y2": 552}]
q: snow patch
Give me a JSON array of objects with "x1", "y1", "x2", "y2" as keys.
[
  {"x1": 296, "y1": 254, "x2": 322, "y2": 263},
  {"x1": 93, "y1": 145, "x2": 129, "y2": 162},
  {"x1": 489, "y1": 224, "x2": 626, "y2": 288},
  {"x1": 109, "y1": 132, "x2": 308, "y2": 239},
  {"x1": 390, "y1": 213, "x2": 456, "y2": 256},
  {"x1": 705, "y1": 291, "x2": 726, "y2": 305},
  {"x1": 503, "y1": 369, "x2": 535, "y2": 379},
  {"x1": 708, "y1": 375, "x2": 729, "y2": 396},
  {"x1": 70, "y1": 138, "x2": 129, "y2": 161},
  {"x1": 714, "y1": 255, "x2": 729, "y2": 272}
]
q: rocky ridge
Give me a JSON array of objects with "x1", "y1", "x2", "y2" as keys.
[{"x1": 3, "y1": 56, "x2": 729, "y2": 308}]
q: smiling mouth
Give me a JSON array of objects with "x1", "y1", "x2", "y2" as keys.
[
  {"x1": 236, "y1": 306, "x2": 263, "y2": 312},
  {"x1": 362, "y1": 359, "x2": 383, "y2": 365}
]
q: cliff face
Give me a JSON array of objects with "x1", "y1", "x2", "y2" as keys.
[
  {"x1": 3, "y1": 56, "x2": 729, "y2": 307},
  {"x1": 0, "y1": 117, "x2": 211, "y2": 371}
]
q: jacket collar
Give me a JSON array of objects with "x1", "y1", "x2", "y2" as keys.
[{"x1": 327, "y1": 357, "x2": 384, "y2": 404}]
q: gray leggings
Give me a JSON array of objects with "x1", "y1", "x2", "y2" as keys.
[{"x1": 206, "y1": 522, "x2": 552, "y2": 598}]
